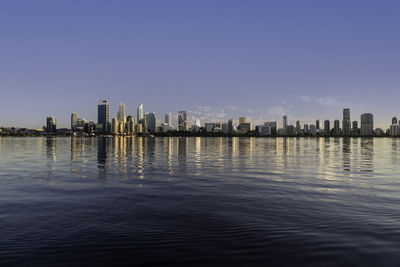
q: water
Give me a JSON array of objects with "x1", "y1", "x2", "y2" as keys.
[{"x1": 1, "y1": 136, "x2": 400, "y2": 266}]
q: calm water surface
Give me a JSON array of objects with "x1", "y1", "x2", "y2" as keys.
[{"x1": 1, "y1": 137, "x2": 400, "y2": 266}]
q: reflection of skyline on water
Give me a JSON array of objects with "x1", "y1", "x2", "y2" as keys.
[{"x1": 46, "y1": 136, "x2": 384, "y2": 181}]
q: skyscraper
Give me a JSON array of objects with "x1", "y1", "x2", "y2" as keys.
[
  {"x1": 239, "y1": 117, "x2": 247, "y2": 124},
  {"x1": 392, "y1": 116, "x2": 398, "y2": 125},
  {"x1": 316, "y1": 120, "x2": 320, "y2": 130},
  {"x1": 324, "y1": 120, "x2": 330, "y2": 136},
  {"x1": 71, "y1": 113, "x2": 78, "y2": 130},
  {"x1": 342, "y1": 108, "x2": 351, "y2": 135},
  {"x1": 165, "y1": 113, "x2": 172, "y2": 126},
  {"x1": 118, "y1": 103, "x2": 126, "y2": 124},
  {"x1": 361, "y1": 113, "x2": 374, "y2": 136},
  {"x1": 178, "y1": 111, "x2": 187, "y2": 131},
  {"x1": 46, "y1": 117, "x2": 57, "y2": 134},
  {"x1": 98, "y1": 100, "x2": 110, "y2": 124},
  {"x1": 283, "y1": 115, "x2": 288, "y2": 129},
  {"x1": 147, "y1": 112, "x2": 157, "y2": 133},
  {"x1": 333, "y1": 120, "x2": 340, "y2": 136},
  {"x1": 137, "y1": 104, "x2": 143, "y2": 123}
]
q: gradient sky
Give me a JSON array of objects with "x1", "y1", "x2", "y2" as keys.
[{"x1": 1, "y1": 0, "x2": 400, "y2": 129}]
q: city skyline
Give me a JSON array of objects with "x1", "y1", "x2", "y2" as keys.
[{"x1": 1, "y1": 1, "x2": 400, "y2": 128}]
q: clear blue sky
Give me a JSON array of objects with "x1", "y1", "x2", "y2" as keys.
[{"x1": 1, "y1": 0, "x2": 399, "y2": 129}]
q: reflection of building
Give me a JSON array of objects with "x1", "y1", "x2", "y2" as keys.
[
  {"x1": 178, "y1": 111, "x2": 187, "y2": 131},
  {"x1": 361, "y1": 113, "x2": 374, "y2": 136},
  {"x1": 46, "y1": 117, "x2": 57, "y2": 134}
]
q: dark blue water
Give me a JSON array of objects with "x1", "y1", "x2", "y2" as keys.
[{"x1": 1, "y1": 136, "x2": 400, "y2": 266}]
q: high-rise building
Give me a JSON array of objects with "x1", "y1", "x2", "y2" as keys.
[
  {"x1": 195, "y1": 119, "x2": 201, "y2": 127},
  {"x1": 239, "y1": 117, "x2": 247, "y2": 124},
  {"x1": 46, "y1": 117, "x2": 57, "y2": 134},
  {"x1": 283, "y1": 115, "x2": 288, "y2": 129},
  {"x1": 342, "y1": 108, "x2": 351, "y2": 135},
  {"x1": 112, "y1": 118, "x2": 119, "y2": 135},
  {"x1": 264, "y1": 121, "x2": 278, "y2": 135},
  {"x1": 333, "y1": 120, "x2": 340, "y2": 135},
  {"x1": 392, "y1": 116, "x2": 398, "y2": 125},
  {"x1": 324, "y1": 120, "x2": 330, "y2": 136},
  {"x1": 360, "y1": 113, "x2": 374, "y2": 136},
  {"x1": 228, "y1": 119, "x2": 234, "y2": 133},
  {"x1": 137, "y1": 104, "x2": 143, "y2": 123},
  {"x1": 147, "y1": 112, "x2": 157, "y2": 133},
  {"x1": 165, "y1": 113, "x2": 172, "y2": 126},
  {"x1": 118, "y1": 103, "x2": 126, "y2": 124},
  {"x1": 352, "y1": 121, "x2": 358, "y2": 131},
  {"x1": 98, "y1": 100, "x2": 110, "y2": 124},
  {"x1": 296, "y1": 121, "x2": 301, "y2": 132},
  {"x1": 316, "y1": 120, "x2": 320, "y2": 130},
  {"x1": 71, "y1": 113, "x2": 78, "y2": 130},
  {"x1": 178, "y1": 111, "x2": 187, "y2": 131}
]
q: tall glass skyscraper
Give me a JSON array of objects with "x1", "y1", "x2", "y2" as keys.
[
  {"x1": 342, "y1": 108, "x2": 351, "y2": 135},
  {"x1": 98, "y1": 100, "x2": 110, "y2": 124},
  {"x1": 137, "y1": 104, "x2": 143, "y2": 123}
]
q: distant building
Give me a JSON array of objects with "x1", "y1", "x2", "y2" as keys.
[
  {"x1": 361, "y1": 113, "x2": 374, "y2": 136},
  {"x1": 324, "y1": 120, "x2": 330, "y2": 136},
  {"x1": 333, "y1": 120, "x2": 340, "y2": 136},
  {"x1": 147, "y1": 112, "x2": 157, "y2": 133},
  {"x1": 118, "y1": 103, "x2": 126, "y2": 124},
  {"x1": 316, "y1": 120, "x2": 320, "y2": 130},
  {"x1": 239, "y1": 117, "x2": 247, "y2": 124},
  {"x1": 178, "y1": 111, "x2": 187, "y2": 131},
  {"x1": 296, "y1": 121, "x2": 301, "y2": 134},
  {"x1": 390, "y1": 124, "x2": 399, "y2": 136},
  {"x1": 287, "y1": 125, "x2": 296, "y2": 136},
  {"x1": 264, "y1": 121, "x2": 278, "y2": 135},
  {"x1": 112, "y1": 118, "x2": 119, "y2": 135},
  {"x1": 46, "y1": 117, "x2": 56, "y2": 134},
  {"x1": 392, "y1": 116, "x2": 398, "y2": 125},
  {"x1": 127, "y1": 116, "x2": 135, "y2": 135},
  {"x1": 135, "y1": 123, "x2": 143, "y2": 134},
  {"x1": 260, "y1": 125, "x2": 272, "y2": 136},
  {"x1": 137, "y1": 104, "x2": 144, "y2": 123},
  {"x1": 98, "y1": 100, "x2": 110, "y2": 124},
  {"x1": 205, "y1": 123, "x2": 215, "y2": 133},
  {"x1": 228, "y1": 119, "x2": 235, "y2": 134},
  {"x1": 310, "y1": 125, "x2": 316, "y2": 136},
  {"x1": 303, "y1": 124, "x2": 309, "y2": 134},
  {"x1": 222, "y1": 123, "x2": 229, "y2": 134},
  {"x1": 165, "y1": 113, "x2": 172, "y2": 126},
  {"x1": 283, "y1": 115, "x2": 288, "y2": 129},
  {"x1": 195, "y1": 119, "x2": 201, "y2": 127},
  {"x1": 71, "y1": 113, "x2": 78, "y2": 130},
  {"x1": 342, "y1": 108, "x2": 351, "y2": 135},
  {"x1": 238, "y1": 122, "x2": 252, "y2": 134}
]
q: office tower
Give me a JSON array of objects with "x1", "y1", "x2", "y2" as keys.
[
  {"x1": 195, "y1": 119, "x2": 201, "y2": 127},
  {"x1": 287, "y1": 125, "x2": 295, "y2": 136},
  {"x1": 239, "y1": 117, "x2": 247, "y2": 124},
  {"x1": 360, "y1": 113, "x2": 374, "y2": 136},
  {"x1": 392, "y1": 116, "x2": 398, "y2": 125},
  {"x1": 390, "y1": 124, "x2": 399, "y2": 136},
  {"x1": 144, "y1": 113, "x2": 149, "y2": 132},
  {"x1": 310, "y1": 125, "x2": 316, "y2": 136},
  {"x1": 147, "y1": 112, "x2": 157, "y2": 133},
  {"x1": 283, "y1": 115, "x2": 288, "y2": 129},
  {"x1": 112, "y1": 118, "x2": 119, "y2": 135},
  {"x1": 127, "y1": 116, "x2": 136, "y2": 135},
  {"x1": 316, "y1": 120, "x2": 320, "y2": 130},
  {"x1": 296, "y1": 121, "x2": 301, "y2": 132},
  {"x1": 137, "y1": 104, "x2": 143, "y2": 123},
  {"x1": 118, "y1": 103, "x2": 126, "y2": 124},
  {"x1": 352, "y1": 121, "x2": 358, "y2": 131},
  {"x1": 238, "y1": 122, "x2": 252, "y2": 134},
  {"x1": 264, "y1": 121, "x2": 278, "y2": 135},
  {"x1": 303, "y1": 124, "x2": 309, "y2": 134},
  {"x1": 178, "y1": 111, "x2": 187, "y2": 131},
  {"x1": 222, "y1": 123, "x2": 229, "y2": 134},
  {"x1": 342, "y1": 108, "x2": 351, "y2": 136},
  {"x1": 98, "y1": 100, "x2": 110, "y2": 124},
  {"x1": 46, "y1": 117, "x2": 57, "y2": 134},
  {"x1": 333, "y1": 120, "x2": 340, "y2": 135},
  {"x1": 71, "y1": 113, "x2": 78, "y2": 130},
  {"x1": 324, "y1": 120, "x2": 330, "y2": 136},
  {"x1": 228, "y1": 119, "x2": 234, "y2": 133},
  {"x1": 165, "y1": 113, "x2": 172, "y2": 126}
]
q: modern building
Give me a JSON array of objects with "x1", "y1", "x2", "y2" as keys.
[
  {"x1": 222, "y1": 123, "x2": 229, "y2": 134},
  {"x1": 118, "y1": 103, "x2": 126, "y2": 124},
  {"x1": 342, "y1": 108, "x2": 351, "y2": 136},
  {"x1": 316, "y1": 120, "x2": 320, "y2": 130},
  {"x1": 238, "y1": 122, "x2": 252, "y2": 134},
  {"x1": 98, "y1": 100, "x2": 110, "y2": 124},
  {"x1": 46, "y1": 117, "x2": 57, "y2": 134},
  {"x1": 264, "y1": 121, "x2": 278, "y2": 135},
  {"x1": 283, "y1": 115, "x2": 288, "y2": 129},
  {"x1": 205, "y1": 123, "x2": 215, "y2": 133},
  {"x1": 392, "y1": 116, "x2": 398, "y2": 125},
  {"x1": 228, "y1": 119, "x2": 234, "y2": 134},
  {"x1": 333, "y1": 120, "x2": 340, "y2": 136},
  {"x1": 112, "y1": 118, "x2": 119, "y2": 135},
  {"x1": 147, "y1": 112, "x2": 157, "y2": 133},
  {"x1": 127, "y1": 116, "x2": 135, "y2": 135},
  {"x1": 361, "y1": 113, "x2": 374, "y2": 136},
  {"x1": 303, "y1": 124, "x2": 309, "y2": 134},
  {"x1": 165, "y1": 113, "x2": 172, "y2": 126},
  {"x1": 390, "y1": 124, "x2": 399, "y2": 136},
  {"x1": 195, "y1": 119, "x2": 201, "y2": 127},
  {"x1": 239, "y1": 117, "x2": 247, "y2": 124},
  {"x1": 296, "y1": 121, "x2": 301, "y2": 134},
  {"x1": 324, "y1": 120, "x2": 330, "y2": 136},
  {"x1": 137, "y1": 104, "x2": 143, "y2": 123},
  {"x1": 178, "y1": 111, "x2": 187, "y2": 131},
  {"x1": 71, "y1": 113, "x2": 78, "y2": 130}
]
